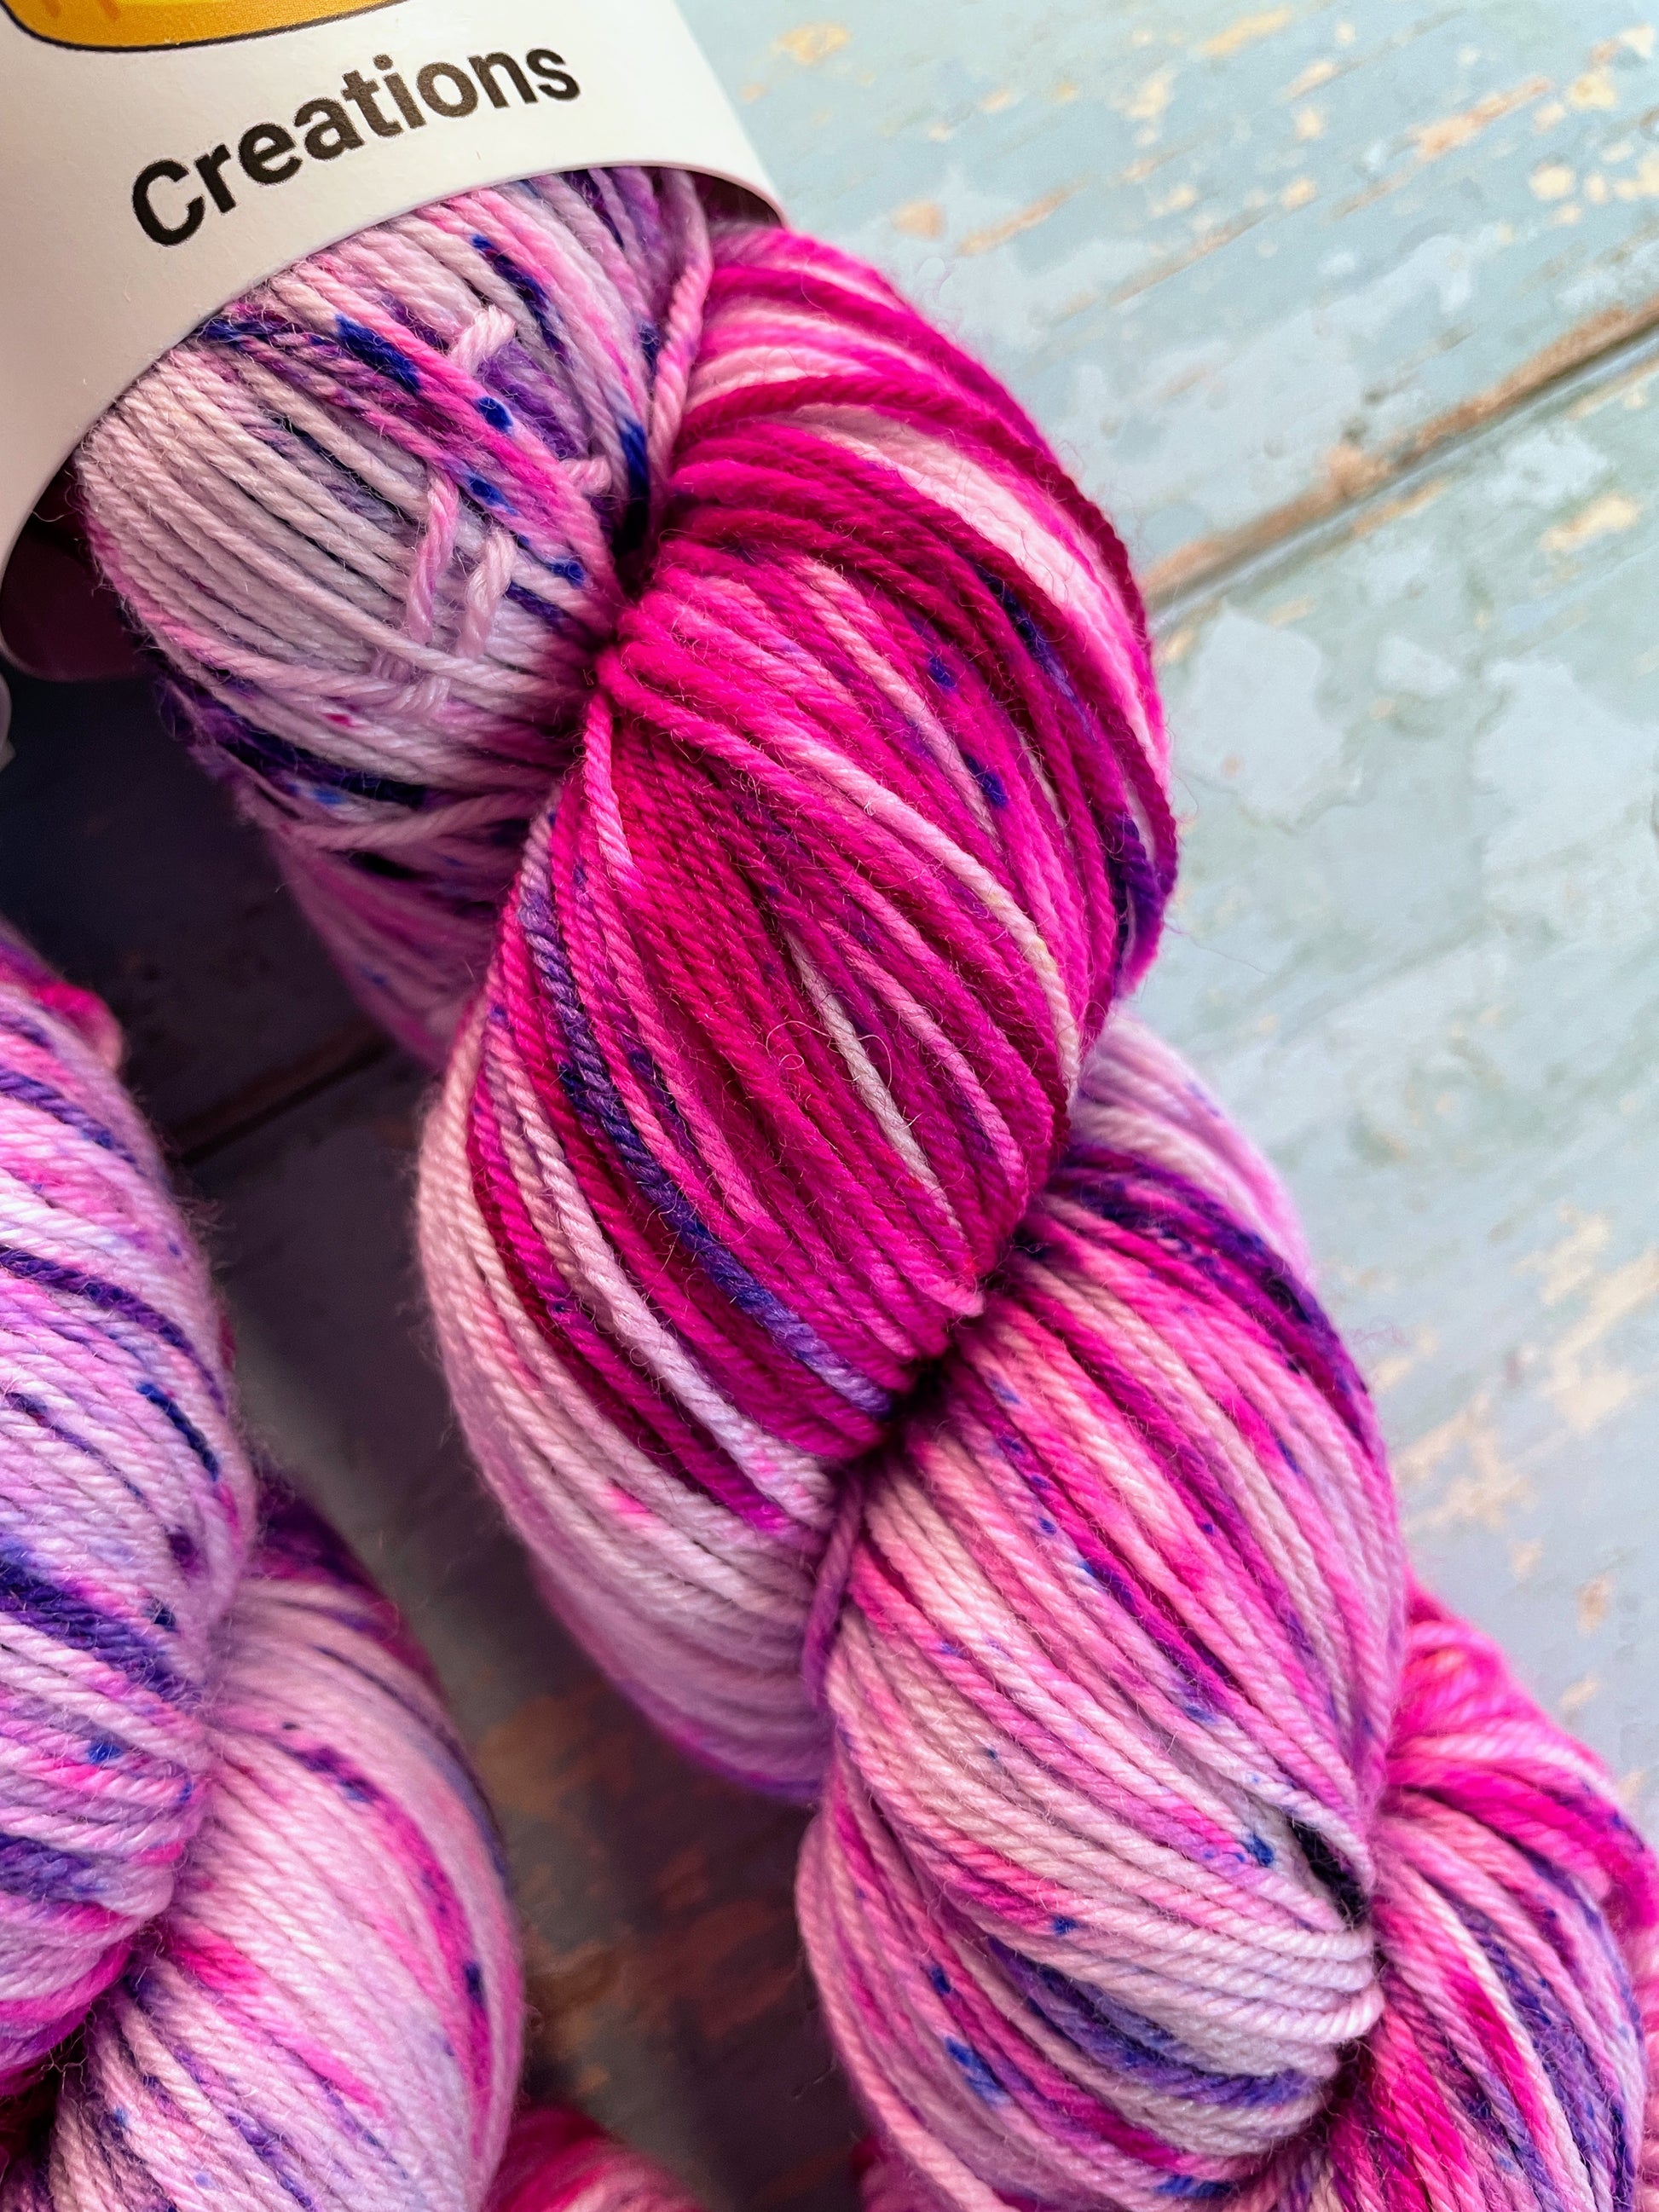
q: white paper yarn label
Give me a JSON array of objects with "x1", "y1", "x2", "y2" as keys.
[{"x1": 0, "y1": 0, "x2": 778, "y2": 589}]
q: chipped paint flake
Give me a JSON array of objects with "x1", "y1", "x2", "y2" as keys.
[
  {"x1": 1531, "y1": 161, "x2": 1577, "y2": 199},
  {"x1": 1200, "y1": 8, "x2": 1293, "y2": 61},
  {"x1": 1540, "y1": 491, "x2": 1642, "y2": 552},
  {"x1": 959, "y1": 183, "x2": 1078, "y2": 257},
  {"x1": 1123, "y1": 65, "x2": 1178, "y2": 123},
  {"x1": 1569, "y1": 65, "x2": 1619, "y2": 109},
  {"x1": 1543, "y1": 1249, "x2": 1659, "y2": 1435},
  {"x1": 773, "y1": 21, "x2": 849, "y2": 66},
  {"x1": 1294, "y1": 104, "x2": 1326, "y2": 141},
  {"x1": 891, "y1": 199, "x2": 945, "y2": 240},
  {"x1": 1409, "y1": 78, "x2": 1550, "y2": 164},
  {"x1": 1521, "y1": 1210, "x2": 1611, "y2": 1307},
  {"x1": 1286, "y1": 56, "x2": 1338, "y2": 97},
  {"x1": 1578, "y1": 1572, "x2": 1615, "y2": 1633},
  {"x1": 1176, "y1": 607, "x2": 1346, "y2": 824},
  {"x1": 1280, "y1": 176, "x2": 1317, "y2": 209},
  {"x1": 1399, "y1": 1393, "x2": 1526, "y2": 1533}
]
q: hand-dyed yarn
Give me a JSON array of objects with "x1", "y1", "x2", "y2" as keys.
[
  {"x1": 80, "y1": 169, "x2": 711, "y2": 1065},
  {"x1": 74, "y1": 170, "x2": 1659, "y2": 2212},
  {"x1": 0, "y1": 930, "x2": 528, "y2": 2204},
  {"x1": 417, "y1": 216, "x2": 1172, "y2": 1793}
]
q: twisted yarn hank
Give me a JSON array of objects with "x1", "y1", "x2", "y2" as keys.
[
  {"x1": 410, "y1": 218, "x2": 1659, "y2": 2210},
  {"x1": 80, "y1": 168, "x2": 711, "y2": 1065},
  {"x1": 418, "y1": 214, "x2": 1172, "y2": 1796},
  {"x1": 0, "y1": 926, "x2": 578, "y2": 2209},
  {"x1": 73, "y1": 168, "x2": 1659, "y2": 2212},
  {"x1": 799, "y1": 1017, "x2": 1659, "y2": 2211}
]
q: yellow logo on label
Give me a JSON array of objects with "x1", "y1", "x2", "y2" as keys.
[{"x1": 3, "y1": 0, "x2": 389, "y2": 52}]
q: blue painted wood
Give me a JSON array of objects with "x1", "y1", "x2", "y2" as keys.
[
  {"x1": 1139, "y1": 337, "x2": 1659, "y2": 1812},
  {"x1": 689, "y1": 0, "x2": 1659, "y2": 590}
]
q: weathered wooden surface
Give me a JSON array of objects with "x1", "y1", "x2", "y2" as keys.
[
  {"x1": 2, "y1": 3, "x2": 1657, "y2": 2206},
  {"x1": 0, "y1": 671, "x2": 369, "y2": 1139},
  {"x1": 694, "y1": 0, "x2": 1659, "y2": 595},
  {"x1": 1141, "y1": 335, "x2": 1659, "y2": 1806}
]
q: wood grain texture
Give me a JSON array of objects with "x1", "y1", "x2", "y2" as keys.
[
  {"x1": 689, "y1": 0, "x2": 1659, "y2": 592},
  {"x1": 1140, "y1": 336, "x2": 1659, "y2": 1811}
]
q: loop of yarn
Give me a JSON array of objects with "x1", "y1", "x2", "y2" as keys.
[
  {"x1": 77, "y1": 173, "x2": 1659, "y2": 2212},
  {"x1": 795, "y1": 1021, "x2": 1659, "y2": 2211}
]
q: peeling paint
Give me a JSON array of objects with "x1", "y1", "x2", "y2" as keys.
[
  {"x1": 1578, "y1": 1573, "x2": 1615, "y2": 1633},
  {"x1": 1409, "y1": 78, "x2": 1552, "y2": 165},
  {"x1": 772, "y1": 20, "x2": 849, "y2": 66},
  {"x1": 1542, "y1": 1249, "x2": 1659, "y2": 1435},
  {"x1": 1560, "y1": 1674, "x2": 1601, "y2": 1716},
  {"x1": 1122, "y1": 64, "x2": 1179, "y2": 124},
  {"x1": 959, "y1": 183, "x2": 1078, "y2": 257},
  {"x1": 891, "y1": 198, "x2": 945, "y2": 238},
  {"x1": 1398, "y1": 1393, "x2": 1527, "y2": 1533},
  {"x1": 1200, "y1": 7, "x2": 1293, "y2": 62}
]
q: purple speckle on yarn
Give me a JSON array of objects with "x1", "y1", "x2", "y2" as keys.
[
  {"x1": 0, "y1": 1245, "x2": 225, "y2": 1412},
  {"x1": 0, "y1": 1830, "x2": 103, "y2": 1904},
  {"x1": 137, "y1": 1381, "x2": 220, "y2": 1483},
  {"x1": 944, "y1": 2039, "x2": 1005, "y2": 2105},
  {"x1": 333, "y1": 315, "x2": 422, "y2": 395},
  {"x1": 0, "y1": 1544, "x2": 187, "y2": 1702},
  {"x1": 0, "y1": 1069, "x2": 136, "y2": 1164},
  {"x1": 962, "y1": 754, "x2": 1008, "y2": 808},
  {"x1": 292, "y1": 1741, "x2": 379, "y2": 1805}
]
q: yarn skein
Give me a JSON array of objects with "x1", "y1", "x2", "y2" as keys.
[
  {"x1": 76, "y1": 175, "x2": 1659, "y2": 2212},
  {"x1": 80, "y1": 169, "x2": 711, "y2": 1066},
  {"x1": 0, "y1": 926, "x2": 588, "y2": 2209}
]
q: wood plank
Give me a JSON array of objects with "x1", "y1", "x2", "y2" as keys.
[
  {"x1": 691, "y1": 0, "x2": 1659, "y2": 593},
  {"x1": 1138, "y1": 334, "x2": 1659, "y2": 1809}
]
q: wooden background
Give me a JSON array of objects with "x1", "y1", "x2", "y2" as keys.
[{"x1": 4, "y1": 3, "x2": 1657, "y2": 2203}]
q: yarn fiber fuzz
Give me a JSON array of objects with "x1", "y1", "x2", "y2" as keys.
[{"x1": 78, "y1": 169, "x2": 1659, "y2": 2212}]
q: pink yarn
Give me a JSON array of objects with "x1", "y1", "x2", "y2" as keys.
[
  {"x1": 0, "y1": 929, "x2": 654, "y2": 2209},
  {"x1": 76, "y1": 172, "x2": 1659, "y2": 2212},
  {"x1": 80, "y1": 169, "x2": 711, "y2": 1066}
]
